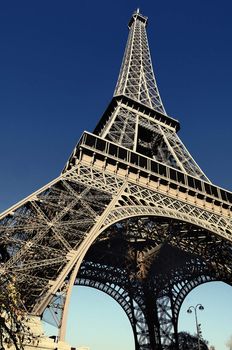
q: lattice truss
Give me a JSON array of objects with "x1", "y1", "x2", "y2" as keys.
[
  {"x1": 0, "y1": 161, "x2": 231, "y2": 319},
  {"x1": 0, "y1": 171, "x2": 116, "y2": 314},
  {"x1": 76, "y1": 267, "x2": 150, "y2": 350},
  {"x1": 0, "y1": 8, "x2": 232, "y2": 350},
  {"x1": 71, "y1": 209, "x2": 232, "y2": 349},
  {"x1": 99, "y1": 100, "x2": 209, "y2": 181},
  {"x1": 114, "y1": 11, "x2": 165, "y2": 113},
  {"x1": 100, "y1": 105, "x2": 136, "y2": 150}
]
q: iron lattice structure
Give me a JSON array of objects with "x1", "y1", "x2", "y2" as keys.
[{"x1": 0, "y1": 9, "x2": 232, "y2": 350}]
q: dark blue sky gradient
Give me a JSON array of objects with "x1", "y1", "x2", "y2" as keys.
[
  {"x1": 1, "y1": 1, "x2": 232, "y2": 348},
  {"x1": 1, "y1": 0, "x2": 232, "y2": 211}
]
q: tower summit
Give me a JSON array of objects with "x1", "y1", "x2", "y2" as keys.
[
  {"x1": 1, "y1": 10, "x2": 232, "y2": 350},
  {"x1": 114, "y1": 9, "x2": 165, "y2": 113},
  {"x1": 90, "y1": 9, "x2": 209, "y2": 181}
]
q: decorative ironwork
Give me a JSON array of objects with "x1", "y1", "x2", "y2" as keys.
[
  {"x1": 114, "y1": 10, "x2": 165, "y2": 113},
  {"x1": 0, "y1": 8, "x2": 231, "y2": 350}
]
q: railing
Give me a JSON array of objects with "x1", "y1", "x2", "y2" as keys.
[{"x1": 65, "y1": 132, "x2": 232, "y2": 208}]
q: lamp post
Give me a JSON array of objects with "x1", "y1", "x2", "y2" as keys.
[{"x1": 187, "y1": 304, "x2": 204, "y2": 350}]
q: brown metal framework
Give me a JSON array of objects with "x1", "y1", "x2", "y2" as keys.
[{"x1": 0, "y1": 9, "x2": 232, "y2": 350}]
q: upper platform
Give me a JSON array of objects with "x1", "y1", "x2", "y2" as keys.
[
  {"x1": 93, "y1": 95, "x2": 180, "y2": 136},
  {"x1": 128, "y1": 9, "x2": 148, "y2": 28}
]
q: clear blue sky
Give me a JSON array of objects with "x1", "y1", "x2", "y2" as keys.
[{"x1": 1, "y1": 1, "x2": 232, "y2": 349}]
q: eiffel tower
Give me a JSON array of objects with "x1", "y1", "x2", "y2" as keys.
[{"x1": 1, "y1": 8, "x2": 232, "y2": 350}]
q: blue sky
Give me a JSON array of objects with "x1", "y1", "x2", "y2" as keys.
[{"x1": 1, "y1": 0, "x2": 232, "y2": 349}]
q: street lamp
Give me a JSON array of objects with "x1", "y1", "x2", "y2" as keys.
[{"x1": 187, "y1": 304, "x2": 204, "y2": 350}]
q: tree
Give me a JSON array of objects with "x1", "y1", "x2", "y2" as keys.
[
  {"x1": 226, "y1": 336, "x2": 232, "y2": 350},
  {"x1": 0, "y1": 273, "x2": 37, "y2": 350},
  {"x1": 168, "y1": 331, "x2": 209, "y2": 350}
]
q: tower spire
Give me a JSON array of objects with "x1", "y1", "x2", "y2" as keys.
[
  {"x1": 114, "y1": 10, "x2": 166, "y2": 114},
  {"x1": 0, "y1": 10, "x2": 232, "y2": 350}
]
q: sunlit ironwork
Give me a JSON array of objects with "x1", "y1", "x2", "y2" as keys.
[{"x1": 0, "y1": 9, "x2": 231, "y2": 350}]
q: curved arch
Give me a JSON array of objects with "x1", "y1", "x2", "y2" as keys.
[
  {"x1": 74, "y1": 276, "x2": 150, "y2": 350},
  {"x1": 174, "y1": 276, "x2": 232, "y2": 327},
  {"x1": 103, "y1": 205, "x2": 230, "y2": 242},
  {"x1": 60, "y1": 207, "x2": 232, "y2": 346},
  {"x1": 74, "y1": 277, "x2": 133, "y2": 327},
  {"x1": 173, "y1": 275, "x2": 214, "y2": 321},
  {"x1": 75, "y1": 277, "x2": 138, "y2": 327}
]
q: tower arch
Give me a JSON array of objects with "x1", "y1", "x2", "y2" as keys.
[{"x1": 0, "y1": 8, "x2": 231, "y2": 350}]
